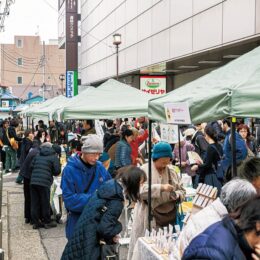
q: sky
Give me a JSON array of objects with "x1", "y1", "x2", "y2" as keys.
[{"x1": 0, "y1": 0, "x2": 58, "y2": 44}]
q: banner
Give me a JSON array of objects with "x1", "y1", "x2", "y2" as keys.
[
  {"x1": 140, "y1": 76, "x2": 166, "y2": 96},
  {"x1": 164, "y1": 102, "x2": 191, "y2": 125}
]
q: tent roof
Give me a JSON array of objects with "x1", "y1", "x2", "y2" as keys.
[
  {"x1": 149, "y1": 46, "x2": 260, "y2": 123},
  {"x1": 62, "y1": 79, "x2": 152, "y2": 120}
]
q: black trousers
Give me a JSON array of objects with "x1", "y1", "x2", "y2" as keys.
[
  {"x1": 30, "y1": 185, "x2": 51, "y2": 225},
  {"x1": 23, "y1": 177, "x2": 31, "y2": 220}
]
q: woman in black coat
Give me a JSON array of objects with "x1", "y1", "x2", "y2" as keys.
[{"x1": 61, "y1": 166, "x2": 147, "y2": 260}]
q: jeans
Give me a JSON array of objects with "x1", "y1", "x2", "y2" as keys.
[{"x1": 5, "y1": 146, "x2": 16, "y2": 171}]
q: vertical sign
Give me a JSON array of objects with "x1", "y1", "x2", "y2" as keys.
[
  {"x1": 66, "y1": 71, "x2": 78, "y2": 97},
  {"x1": 66, "y1": 0, "x2": 78, "y2": 97}
]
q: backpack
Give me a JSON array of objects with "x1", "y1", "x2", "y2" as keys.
[{"x1": 211, "y1": 144, "x2": 225, "y2": 181}]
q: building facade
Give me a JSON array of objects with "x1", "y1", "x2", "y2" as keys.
[
  {"x1": 81, "y1": 0, "x2": 260, "y2": 90},
  {"x1": 0, "y1": 36, "x2": 66, "y2": 100}
]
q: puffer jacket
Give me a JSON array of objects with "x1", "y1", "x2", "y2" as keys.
[
  {"x1": 115, "y1": 139, "x2": 132, "y2": 168},
  {"x1": 61, "y1": 154, "x2": 111, "y2": 239},
  {"x1": 182, "y1": 218, "x2": 247, "y2": 260},
  {"x1": 30, "y1": 146, "x2": 61, "y2": 188},
  {"x1": 61, "y1": 179, "x2": 124, "y2": 260}
]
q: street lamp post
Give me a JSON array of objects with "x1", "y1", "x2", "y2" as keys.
[
  {"x1": 113, "y1": 33, "x2": 122, "y2": 80},
  {"x1": 59, "y1": 73, "x2": 65, "y2": 95}
]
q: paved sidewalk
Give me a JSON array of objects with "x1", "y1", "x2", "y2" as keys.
[{"x1": 3, "y1": 173, "x2": 67, "y2": 260}]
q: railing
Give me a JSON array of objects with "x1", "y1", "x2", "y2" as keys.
[{"x1": 0, "y1": 162, "x2": 4, "y2": 260}]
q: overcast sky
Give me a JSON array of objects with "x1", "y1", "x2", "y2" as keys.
[{"x1": 0, "y1": 0, "x2": 58, "y2": 44}]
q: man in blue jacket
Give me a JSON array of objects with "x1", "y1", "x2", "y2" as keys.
[
  {"x1": 61, "y1": 134, "x2": 111, "y2": 240},
  {"x1": 222, "y1": 119, "x2": 247, "y2": 172}
]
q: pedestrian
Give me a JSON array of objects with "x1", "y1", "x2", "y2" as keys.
[
  {"x1": 239, "y1": 157, "x2": 260, "y2": 194},
  {"x1": 183, "y1": 197, "x2": 260, "y2": 260},
  {"x1": 81, "y1": 120, "x2": 96, "y2": 136},
  {"x1": 1, "y1": 119, "x2": 22, "y2": 174},
  {"x1": 16, "y1": 129, "x2": 34, "y2": 184},
  {"x1": 30, "y1": 142, "x2": 61, "y2": 229},
  {"x1": 177, "y1": 178, "x2": 257, "y2": 255},
  {"x1": 128, "y1": 141, "x2": 186, "y2": 260},
  {"x1": 115, "y1": 129, "x2": 134, "y2": 169},
  {"x1": 19, "y1": 139, "x2": 41, "y2": 224},
  {"x1": 191, "y1": 124, "x2": 223, "y2": 193},
  {"x1": 61, "y1": 166, "x2": 147, "y2": 260},
  {"x1": 61, "y1": 134, "x2": 111, "y2": 240}
]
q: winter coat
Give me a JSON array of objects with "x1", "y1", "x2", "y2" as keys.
[
  {"x1": 130, "y1": 129, "x2": 148, "y2": 165},
  {"x1": 222, "y1": 130, "x2": 247, "y2": 172},
  {"x1": 191, "y1": 131, "x2": 208, "y2": 160},
  {"x1": 19, "y1": 137, "x2": 33, "y2": 166},
  {"x1": 30, "y1": 146, "x2": 61, "y2": 188},
  {"x1": 61, "y1": 154, "x2": 111, "y2": 239},
  {"x1": 183, "y1": 218, "x2": 247, "y2": 260},
  {"x1": 115, "y1": 139, "x2": 132, "y2": 168},
  {"x1": 20, "y1": 146, "x2": 40, "y2": 179},
  {"x1": 128, "y1": 163, "x2": 186, "y2": 260},
  {"x1": 61, "y1": 179, "x2": 124, "y2": 260},
  {"x1": 177, "y1": 198, "x2": 228, "y2": 256}
]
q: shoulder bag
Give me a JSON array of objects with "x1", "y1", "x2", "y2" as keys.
[
  {"x1": 152, "y1": 168, "x2": 177, "y2": 227},
  {"x1": 6, "y1": 129, "x2": 19, "y2": 150}
]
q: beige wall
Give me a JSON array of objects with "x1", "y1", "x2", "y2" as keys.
[{"x1": 0, "y1": 36, "x2": 65, "y2": 97}]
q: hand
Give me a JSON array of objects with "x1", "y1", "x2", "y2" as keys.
[
  {"x1": 191, "y1": 165, "x2": 199, "y2": 172},
  {"x1": 195, "y1": 158, "x2": 203, "y2": 165},
  {"x1": 181, "y1": 161, "x2": 187, "y2": 167},
  {"x1": 161, "y1": 184, "x2": 174, "y2": 192},
  {"x1": 252, "y1": 244, "x2": 260, "y2": 260},
  {"x1": 112, "y1": 234, "x2": 120, "y2": 243}
]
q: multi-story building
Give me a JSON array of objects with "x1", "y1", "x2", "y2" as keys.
[
  {"x1": 80, "y1": 0, "x2": 260, "y2": 91},
  {"x1": 0, "y1": 36, "x2": 66, "y2": 100}
]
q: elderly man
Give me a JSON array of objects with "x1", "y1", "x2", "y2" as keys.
[
  {"x1": 61, "y1": 134, "x2": 111, "y2": 240},
  {"x1": 128, "y1": 141, "x2": 186, "y2": 260},
  {"x1": 177, "y1": 178, "x2": 257, "y2": 256}
]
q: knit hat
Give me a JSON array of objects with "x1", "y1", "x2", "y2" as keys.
[
  {"x1": 152, "y1": 142, "x2": 172, "y2": 160},
  {"x1": 81, "y1": 134, "x2": 103, "y2": 153},
  {"x1": 52, "y1": 144, "x2": 61, "y2": 156}
]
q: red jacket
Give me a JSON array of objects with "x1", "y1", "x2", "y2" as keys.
[{"x1": 130, "y1": 130, "x2": 148, "y2": 165}]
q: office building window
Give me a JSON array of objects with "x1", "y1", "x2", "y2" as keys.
[
  {"x1": 17, "y1": 58, "x2": 23, "y2": 66},
  {"x1": 16, "y1": 39, "x2": 23, "y2": 48},
  {"x1": 17, "y1": 76, "x2": 23, "y2": 84}
]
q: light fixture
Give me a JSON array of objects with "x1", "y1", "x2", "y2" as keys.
[
  {"x1": 178, "y1": 65, "x2": 199, "y2": 69},
  {"x1": 198, "y1": 60, "x2": 222, "y2": 64},
  {"x1": 223, "y1": 54, "x2": 241, "y2": 59},
  {"x1": 113, "y1": 33, "x2": 122, "y2": 46}
]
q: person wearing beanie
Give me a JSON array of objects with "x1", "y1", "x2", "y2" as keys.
[
  {"x1": 128, "y1": 141, "x2": 186, "y2": 260},
  {"x1": 61, "y1": 134, "x2": 111, "y2": 240}
]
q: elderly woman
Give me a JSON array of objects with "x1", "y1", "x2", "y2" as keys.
[
  {"x1": 183, "y1": 196, "x2": 260, "y2": 259},
  {"x1": 128, "y1": 142, "x2": 186, "y2": 260},
  {"x1": 177, "y1": 178, "x2": 257, "y2": 256},
  {"x1": 237, "y1": 124, "x2": 257, "y2": 156}
]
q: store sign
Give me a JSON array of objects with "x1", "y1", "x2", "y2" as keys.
[
  {"x1": 140, "y1": 76, "x2": 166, "y2": 96},
  {"x1": 66, "y1": 71, "x2": 78, "y2": 98},
  {"x1": 164, "y1": 102, "x2": 191, "y2": 125}
]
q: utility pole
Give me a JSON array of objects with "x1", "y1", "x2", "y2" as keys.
[{"x1": 42, "y1": 41, "x2": 46, "y2": 101}]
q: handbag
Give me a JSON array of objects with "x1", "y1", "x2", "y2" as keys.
[
  {"x1": 152, "y1": 169, "x2": 177, "y2": 227},
  {"x1": 6, "y1": 129, "x2": 18, "y2": 150}
]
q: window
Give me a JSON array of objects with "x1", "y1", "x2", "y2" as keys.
[
  {"x1": 16, "y1": 39, "x2": 23, "y2": 48},
  {"x1": 17, "y1": 76, "x2": 23, "y2": 84},
  {"x1": 17, "y1": 58, "x2": 23, "y2": 66}
]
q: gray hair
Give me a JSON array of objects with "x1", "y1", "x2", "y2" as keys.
[{"x1": 220, "y1": 178, "x2": 257, "y2": 213}]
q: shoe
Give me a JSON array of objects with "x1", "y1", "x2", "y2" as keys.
[
  {"x1": 44, "y1": 221, "x2": 57, "y2": 229},
  {"x1": 32, "y1": 223, "x2": 44, "y2": 229},
  {"x1": 15, "y1": 175, "x2": 23, "y2": 184},
  {"x1": 25, "y1": 218, "x2": 31, "y2": 224}
]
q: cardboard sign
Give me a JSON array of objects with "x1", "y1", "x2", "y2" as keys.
[{"x1": 164, "y1": 102, "x2": 191, "y2": 125}]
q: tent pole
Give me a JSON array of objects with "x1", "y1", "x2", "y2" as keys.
[
  {"x1": 178, "y1": 125, "x2": 182, "y2": 177},
  {"x1": 148, "y1": 119, "x2": 153, "y2": 232},
  {"x1": 26, "y1": 116, "x2": 29, "y2": 129},
  {"x1": 231, "y1": 117, "x2": 237, "y2": 177}
]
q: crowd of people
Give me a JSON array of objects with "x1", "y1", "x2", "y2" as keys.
[{"x1": 0, "y1": 116, "x2": 259, "y2": 259}]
